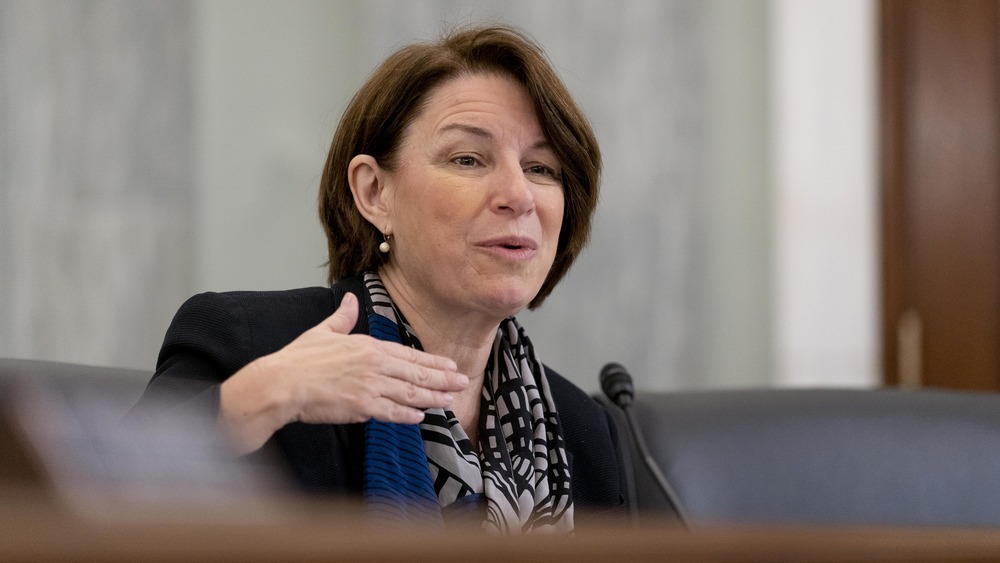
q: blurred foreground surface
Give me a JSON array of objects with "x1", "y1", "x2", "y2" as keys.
[{"x1": 2, "y1": 367, "x2": 1000, "y2": 561}]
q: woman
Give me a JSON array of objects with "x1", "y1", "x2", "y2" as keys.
[{"x1": 134, "y1": 25, "x2": 623, "y2": 533}]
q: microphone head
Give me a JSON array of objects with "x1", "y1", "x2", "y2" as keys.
[{"x1": 600, "y1": 362, "x2": 634, "y2": 408}]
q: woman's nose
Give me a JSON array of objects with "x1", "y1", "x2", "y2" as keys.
[{"x1": 490, "y1": 163, "x2": 535, "y2": 215}]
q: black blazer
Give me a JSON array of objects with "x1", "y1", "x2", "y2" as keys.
[{"x1": 134, "y1": 278, "x2": 626, "y2": 520}]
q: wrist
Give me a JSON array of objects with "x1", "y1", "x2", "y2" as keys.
[{"x1": 218, "y1": 355, "x2": 296, "y2": 454}]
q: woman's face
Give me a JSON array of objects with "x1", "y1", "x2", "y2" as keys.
[{"x1": 379, "y1": 73, "x2": 565, "y2": 321}]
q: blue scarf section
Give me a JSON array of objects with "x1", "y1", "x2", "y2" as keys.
[{"x1": 362, "y1": 312, "x2": 443, "y2": 526}]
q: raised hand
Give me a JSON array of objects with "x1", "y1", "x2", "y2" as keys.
[{"x1": 218, "y1": 292, "x2": 468, "y2": 454}]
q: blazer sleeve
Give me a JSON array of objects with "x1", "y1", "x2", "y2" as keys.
[
  {"x1": 128, "y1": 291, "x2": 256, "y2": 421},
  {"x1": 127, "y1": 284, "x2": 368, "y2": 495}
]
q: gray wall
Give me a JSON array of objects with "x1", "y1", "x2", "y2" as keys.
[
  {"x1": 1, "y1": 1, "x2": 194, "y2": 371},
  {"x1": 1, "y1": 1, "x2": 783, "y2": 393}
]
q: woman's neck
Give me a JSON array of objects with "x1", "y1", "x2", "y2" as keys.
[
  {"x1": 377, "y1": 268, "x2": 502, "y2": 440},
  {"x1": 404, "y1": 311, "x2": 491, "y2": 448},
  {"x1": 377, "y1": 269, "x2": 503, "y2": 377}
]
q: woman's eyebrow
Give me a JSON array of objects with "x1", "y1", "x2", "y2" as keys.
[
  {"x1": 438, "y1": 122, "x2": 553, "y2": 152},
  {"x1": 438, "y1": 122, "x2": 492, "y2": 139}
]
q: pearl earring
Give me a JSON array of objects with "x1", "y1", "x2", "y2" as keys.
[{"x1": 379, "y1": 233, "x2": 391, "y2": 254}]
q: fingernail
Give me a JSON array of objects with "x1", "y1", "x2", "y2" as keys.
[{"x1": 442, "y1": 393, "x2": 454, "y2": 403}]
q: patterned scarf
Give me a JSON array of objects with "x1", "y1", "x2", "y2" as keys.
[{"x1": 361, "y1": 273, "x2": 574, "y2": 533}]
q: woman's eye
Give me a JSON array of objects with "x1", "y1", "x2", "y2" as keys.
[
  {"x1": 526, "y1": 164, "x2": 561, "y2": 180},
  {"x1": 453, "y1": 155, "x2": 479, "y2": 167}
]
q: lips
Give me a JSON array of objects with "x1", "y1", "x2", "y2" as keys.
[{"x1": 478, "y1": 236, "x2": 538, "y2": 251}]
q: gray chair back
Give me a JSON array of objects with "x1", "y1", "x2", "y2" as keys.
[
  {"x1": 0, "y1": 357, "x2": 149, "y2": 385},
  {"x1": 601, "y1": 388, "x2": 1000, "y2": 528}
]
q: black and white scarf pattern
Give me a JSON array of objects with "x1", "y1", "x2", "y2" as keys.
[{"x1": 363, "y1": 273, "x2": 574, "y2": 533}]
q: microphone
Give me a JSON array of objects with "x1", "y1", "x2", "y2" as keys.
[
  {"x1": 600, "y1": 362, "x2": 635, "y2": 408},
  {"x1": 601, "y1": 362, "x2": 690, "y2": 528}
]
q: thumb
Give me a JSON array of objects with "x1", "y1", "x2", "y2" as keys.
[{"x1": 320, "y1": 292, "x2": 360, "y2": 334}]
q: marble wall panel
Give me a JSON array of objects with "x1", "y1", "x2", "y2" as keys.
[{"x1": 0, "y1": 0, "x2": 194, "y2": 370}]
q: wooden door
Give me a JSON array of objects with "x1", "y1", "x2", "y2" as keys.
[{"x1": 881, "y1": 0, "x2": 1000, "y2": 389}]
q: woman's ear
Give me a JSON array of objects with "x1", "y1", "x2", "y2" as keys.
[{"x1": 348, "y1": 154, "x2": 391, "y2": 230}]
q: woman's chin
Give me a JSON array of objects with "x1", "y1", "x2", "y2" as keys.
[{"x1": 475, "y1": 285, "x2": 538, "y2": 319}]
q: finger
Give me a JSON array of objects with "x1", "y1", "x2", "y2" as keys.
[
  {"x1": 377, "y1": 378, "x2": 455, "y2": 410},
  {"x1": 319, "y1": 292, "x2": 360, "y2": 335},
  {"x1": 377, "y1": 339, "x2": 459, "y2": 372},
  {"x1": 368, "y1": 397, "x2": 428, "y2": 425},
  {"x1": 376, "y1": 353, "x2": 469, "y2": 392}
]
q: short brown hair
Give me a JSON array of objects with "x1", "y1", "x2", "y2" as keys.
[{"x1": 319, "y1": 25, "x2": 600, "y2": 309}]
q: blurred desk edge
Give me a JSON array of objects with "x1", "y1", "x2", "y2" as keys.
[{"x1": 1, "y1": 496, "x2": 1000, "y2": 562}]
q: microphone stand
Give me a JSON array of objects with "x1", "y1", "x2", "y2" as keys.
[
  {"x1": 601, "y1": 362, "x2": 690, "y2": 529},
  {"x1": 619, "y1": 399, "x2": 691, "y2": 529}
]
